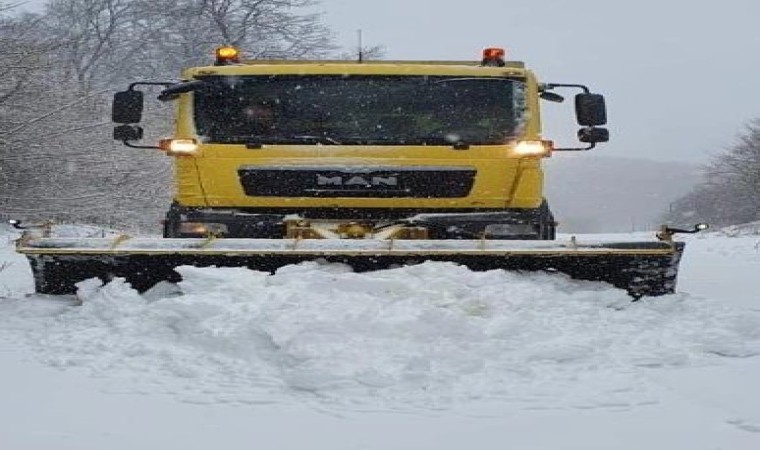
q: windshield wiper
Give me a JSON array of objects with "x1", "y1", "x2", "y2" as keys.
[
  {"x1": 414, "y1": 135, "x2": 471, "y2": 149},
  {"x1": 216, "y1": 134, "x2": 485, "y2": 148},
  {"x1": 216, "y1": 134, "x2": 343, "y2": 146},
  {"x1": 252, "y1": 135, "x2": 342, "y2": 145},
  {"x1": 416, "y1": 132, "x2": 512, "y2": 147},
  {"x1": 288, "y1": 134, "x2": 342, "y2": 145}
]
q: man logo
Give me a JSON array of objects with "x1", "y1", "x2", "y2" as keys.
[{"x1": 316, "y1": 174, "x2": 398, "y2": 187}]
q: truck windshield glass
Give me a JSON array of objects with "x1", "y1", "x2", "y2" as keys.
[{"x1": 193, "y1": 75, "x2": 527, "y2": 145}]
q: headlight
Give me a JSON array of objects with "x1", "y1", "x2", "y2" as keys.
[
  {"x1": 513, "y1": 140, "x2": 552, "y2": 156},
  {"x1": 178, "y1": 222, "x2": 228, "y2": 235},
  {"x1": 160, "y1": 138, "x2": 199, "y2": 156}
]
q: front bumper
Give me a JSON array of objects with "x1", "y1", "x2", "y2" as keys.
[{"x1": 164, "y1": 205, "x2": 551, "y2": 239}]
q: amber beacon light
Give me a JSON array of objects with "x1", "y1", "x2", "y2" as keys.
[
  {"x1": 481, "y1": 47, "x2": 506, "y2": 67},
  {"x1": 215, "y1": 46, "x2": 241, "y2": 65}
]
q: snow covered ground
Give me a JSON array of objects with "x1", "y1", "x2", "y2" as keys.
[{"x1": 1, "y1": 226, "x2": 759, "y2": 449}]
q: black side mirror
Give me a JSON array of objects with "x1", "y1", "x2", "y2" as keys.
[
  {"x1": 578, "y1": 127, "x2": 609, "y2": 143},
  {"x1": 112, "y1": 90, "x2": 144, "y2": 124},
  {"x1": 113, "y1": 124, "x2": 144, "y2": 141},
  {"x1": 575, "y1": 93, "x2": 607, "y2": 126}
]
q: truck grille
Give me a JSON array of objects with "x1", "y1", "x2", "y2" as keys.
[{"x1": 237, "y1": 166, "x2": 476, "y2": 198}]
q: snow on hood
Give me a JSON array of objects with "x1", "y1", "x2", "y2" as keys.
[{"x1": 2, "y1": 259, "x2": 760, "y2": 410}]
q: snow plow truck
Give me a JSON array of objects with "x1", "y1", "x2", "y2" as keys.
[{"x1": 15, "y1": 46, "x2": 706, "y2": 297}]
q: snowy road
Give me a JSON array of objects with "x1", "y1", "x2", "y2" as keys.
[{"x1": 0, "y1": 229, "x2": 759, "y2": 449}]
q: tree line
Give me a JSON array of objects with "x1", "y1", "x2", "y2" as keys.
[
  {"x1": 0, "y1": 0, "x2": 377, "y2": 231},
  {"x1": 4, "y1": 1, "x2": 755, "y2": 232},
  {"x1": 662, "y1": 119, "x2": 760, "y2": 228}
]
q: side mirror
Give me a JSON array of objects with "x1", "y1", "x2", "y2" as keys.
[
  {"x1": 113, "y1": 124, "x2": 144, "y2": 141},
  {"x1": 112, "y1": 90, "x2": 144, "y2": 124},
  {"x1": 575, "y1": 93, "x2": 607, "y2": 126},
  {"x1": 578, "y1": 127, "x2": 609, "y2": 143}
]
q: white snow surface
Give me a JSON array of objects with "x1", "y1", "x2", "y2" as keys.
[{"x1": 1, "y1": 226, "x2": 760, "y2": 449}]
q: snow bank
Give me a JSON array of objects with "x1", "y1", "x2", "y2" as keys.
[
  {"x1": 2, "y1": 258, "x2": 759, "y2": 411},
  {"x1": 718, "y1": 221, "x2": 760, "y2": 237}
]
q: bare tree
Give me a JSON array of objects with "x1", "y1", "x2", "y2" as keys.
[
  {"x1": 0, "y1": 2, "x2": 171, "y2": 228},
  {"x1": 663, "y1": 119, "x2": 760, "y2": 227},
  {"x1": 1, "y1": 0, "x2": 338, "y2": 231},
  {"x1": 0, "y1": 7, "x2": 55, "y2": 214},
  {"x1": 41, "y1": 0, "x2": 136, "y2": 90},
  {"x1": 708, "y1": 119, "x2": 760, "y2": 197},
  {"x1": 0, "y1": 10, "x2": 50, "y2": 133},
  {"x1": 338, "y1": 29, "x2": 386, "y2": 61},
  {"x1": 339, "y1": 44, "x2": 386, "y2": 61},
  {"x1": 133, "y1": 0, "x2": 335, "y2": 69}
]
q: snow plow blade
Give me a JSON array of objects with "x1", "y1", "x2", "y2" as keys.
[{"x1": 16, "y1": 236, "x2": 685, "y2": 298}]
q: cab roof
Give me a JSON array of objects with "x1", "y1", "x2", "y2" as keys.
[{"x1": 184, "y1": 60, "x2": 528, "y2": 78}]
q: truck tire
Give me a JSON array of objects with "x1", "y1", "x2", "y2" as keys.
[
  {"x1": 163, "y1": 203, "x2": 182, "y2": 238},
  {"x1": 538, "y1": 199, "x2": 556, "y2": 240}
]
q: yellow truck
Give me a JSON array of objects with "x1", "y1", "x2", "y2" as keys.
[{"x1": 16, "y1": 46, "x2": 704, "y2": 297}]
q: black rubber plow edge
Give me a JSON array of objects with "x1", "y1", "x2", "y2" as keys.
[{"x1": 23, "y1": 242, "x2": 685, "y2": 298}]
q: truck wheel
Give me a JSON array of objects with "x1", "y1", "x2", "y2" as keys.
[
  {"x1": 538, "y1": 199, "x2": 556, "y2": 240},
  {"x1": 539, "y1": 221, "x2": 556, "y2": 240},
  {"x1": 163, "y1": 205, "x2": 181, "y2": 238},
  {"x1": 163, "y1": 219, "x2": 178, "y2": 238}
]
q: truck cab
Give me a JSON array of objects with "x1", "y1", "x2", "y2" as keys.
[{"x1": 113, "y1": 47, "x2": 608, "y2": 240}]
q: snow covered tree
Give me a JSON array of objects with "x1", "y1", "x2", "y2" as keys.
[
  {"x1": 709, "y1": 119, "x2": 760, "y2": 201},
  {"x1": 41, "y1": 0, "x2": 136, "y2": 91},
  {"x1": 663, "y1": 119, "x2": 760, "y2": 227},
  {"x1": 1, "y1": 0, "x2": 337, "y2": 231},
  {"x1": 0, "y1": 3, "x2": 164, "y2": 228},
  {"x1": 128, "y1": 0, "x2": 335, "y2": 75},
  {"x1": 0, "y1": 7, "x2": 56, "y2": 217}
]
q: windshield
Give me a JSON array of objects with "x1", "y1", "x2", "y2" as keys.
[{"x1": 194, "y1": 75, "x2": 527, "y2": 145}]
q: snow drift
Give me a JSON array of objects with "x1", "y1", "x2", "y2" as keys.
[{"x1": 2, "y1": 243, "x2": 760, "y2": 410}]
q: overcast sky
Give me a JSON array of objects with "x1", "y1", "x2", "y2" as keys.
[
  {"x1": 20, "y1": 0, "x2": 760, "y2": 164},
  {"x1": 319, "y1": 0, "x2": 760, "y2": 164}
]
